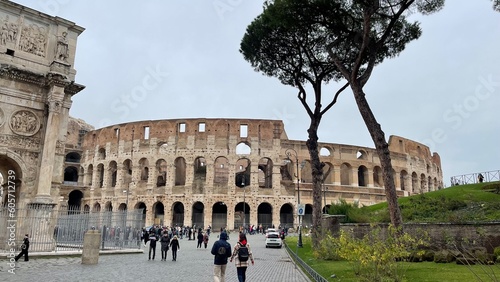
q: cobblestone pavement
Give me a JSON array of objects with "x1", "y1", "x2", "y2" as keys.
[{"x1": 1, "y1": 233, "x2": 310, "y2": 281}]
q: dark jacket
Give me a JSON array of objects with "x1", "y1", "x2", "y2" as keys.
[
  {"x1": 160, "y1": 235, "x2": 170, "y2": 250},
  {"x1": 170, "y1": 237, "x2": 180, "y2": 251},
  {"x1": 148, "y1": 232, "x2": 158, "y2": 247},
  {"x1": 211, "y1": 232, "x2": 231, "y2": 265},
  {"x1": 22, "y1": 237, "x2": 30, "y2": 250}
]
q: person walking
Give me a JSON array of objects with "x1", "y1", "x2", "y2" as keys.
[
  {"x1": 203, "y1": 232, "x2": 209, "y2": 249},
  {"x1": 160, "y1": 231, "x2": 170, "y2": 261},
  {"x1": 15, "y1": 234, "x2": 30, "y2": 263},
  {"x1": 169, "y1": 235, "x2": 180, "y2": 261},
  {"x1": 211, "y1": 231, "x2": 232, "y2": 282},
  {"x1": 148, "y1": 230, "x2": 158, "y2": 260},
  {"x1": 230, "y1": 233, "x2": 254, "y2": 282},
  {"x1": 197, "y1": 229, "x2": 204, "y2": 248}
]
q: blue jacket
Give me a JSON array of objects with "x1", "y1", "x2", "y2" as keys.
[{"x1": 211, "y1": 232, "x2": 231, "y2": 265}]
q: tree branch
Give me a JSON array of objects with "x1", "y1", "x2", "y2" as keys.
[{"x1": 321, "y1": 81, "x2": 349, "y2": 115}]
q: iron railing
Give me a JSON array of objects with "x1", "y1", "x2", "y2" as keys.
[
  {"x1": 285, "y1": 241, "x2": 327, "y2": 282},
  {"x1": 450, "y1": 170, "x2": 499, "y2": 186},
  {"x1": 0, "y1": 206, "x2": 145, "y2": 253}
]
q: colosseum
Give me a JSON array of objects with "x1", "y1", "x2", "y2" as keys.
[
  {"x1": 60, "y1": 117, "x2": 444, "y2": 230},
  {"x1": 0, "y1": 0, "x2": 443, "y2": 241}
]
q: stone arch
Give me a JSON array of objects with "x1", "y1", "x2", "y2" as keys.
[
  {"x1": 65, "y1": 152, "x2": 81, "y2": 163},
  {"x1": 428, "y1": 176, "x2": 433, "y2": 192},
  {"x1": 118, "y1": 203, "x2": 127, "y2": 211},
  {"x1": 86, "y1": 164, "x2": 93, "y2": 186},
  {"x1": 356, "y1": 149, "x2": 367, "y2": 159},
  {"x1": 257, "y1": 202, "x2": 272, "y2": 230},
  {"x1": 358, "y1": 165, "x2": 368, "y2": 186},
  {"x1": 156, "y1": 159, "x2": 167, "y2": 187},
  {"x1": 322, "y1": 162, "x2": 334, "y2": 184},
  {"x1": 236, "y1": 142, "x2": 251, "y2": 155},
  {"x1": 97, "y1": 147, "x2": 106, "y2": 160},
  {"x1": 153, "y1": 201, "x2": 165, "y2": 225},
  {"x1": 340, "y1": 163, "x2": 352, "y2": 185},
  {"x1": 174, "y1": 157, "x2": 186, "y2": 186},
  {"x1": 212, "y1": 202, "x2": 227, "y2": 231},
  {"x1": 122, "y1": 159, "x2": 132, "y2": 185},
  {"x1": 303, "y1": 204, "x2": 313, "y2": 228},
  {"x1": 420, "y1": 173, "x2": 427, "y2": 192},
  {"x1": 104, "y1": 201, "x2": 113, "y2": 211},
  {"x1": 234, "y1": 201, "x2": 250, "y2": 228},
  {"x1": 193, "y1": 156, "x2": 207, "y2": 194},
  {"x1": 319, "y1": 146, "x2": 333, "y2": 156},
  {"x1": 139, "y1": 158, "x2": 149, "y2": 182},
  {"x1": 64, "y1": 166, "x2": 79, "y2": 182},
  {"x1": 192, "y1": 202, "x2": 204, "y2": 227},
  {"x1": 214, "y1": 156, "x2": 229, "y2": 184},
  {"x1": 235, "y1": 158, "x2": 251, "y2": 187},
  {"x1": 135, "y1": 202, "x2": 147, "y2": 223},
  {"x1": 92, "y1": 202, "x2": 101, "y2": 212},
  {"x1": 258, "y1": 157, "x2": 273, "y2": 188},
  {"x1": 172, "y1": 202, "x2": 184, "y2": 226},
  {"x1": 373, "y1": 166, "x2": 383, "y2": 187},
  {"x1": 83, "y1": 204, "x2": 90, "y2": 213},
  {"x1": 108, "y1": 161, "x2": 117, "y2": 187},
  {"x1": 400, "y1": 170, "x2": 409, "y2": 191},
  {"x1": 279, "y1": 203, "x2": 294, "y2": 228},
  {"x1": 67, "y1": 190, "x2": 83, "y2": 210},
  {"x1": 97, "y1": 163, "x2": 104, "y2": 188},
  {"x1": 411, "y1": 172, "x2": 418, "y2": 193}
]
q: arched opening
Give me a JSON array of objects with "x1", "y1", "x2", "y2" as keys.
[
  {"x1": 212, "y1": 202, "x2": 227, "y2": 231},
  {"x1": 322, "y1": 162, "x2": 334, "y2": 184},
  {"x1": 373, "y1": 166, "x2": 383, "y2": 187},
  {"x1": 139, "y1": 158, "x2": 149, "y2": 182},
  {"x1": 193, "y1": 157, "x2": 206, "y2": 193},
  {"x1": 172, "y1": 202, "x2": 184, "y2": 227},
  {"x1": 279, "y1": 204, "x2": 293, "y2": 228},
  {"x1": 234, "y1": 202, "x2": 250, "y2": 229},
  {"x1": 174, "y1": 157, "x2": 186, "y2": 186},
  {"x1": 92, "y1": 202, "x2": 101, "y2": 212},
  {"x1": 258, "y1": 158, "x2": 273, "y2": 188},
  {"x1": 65, "y1": 152, "x2": 81, "y2": 163},
  {"x1": 303, "y1": 204, "x2": 313, "y2": 228},
  {"x1": 358, "y1": 165, "x2": 368, "y2": 187},
  {"x1": 257, "y1": 203, "x2": 272, "y2": 230},
  {"x1": 67, "y1": 190, "x2": 83, "y2": 213},
  {"x1": 192, "y1": 202, "x2": 204, "y2": 228},
  {"x1": 135, "y1": 202, "x2": 147, "y2": 224},
  {"x1": 98, "y1": 148, "x2": 106, "y2": 160},
  {"x1": 156, "y1": 159, "x2": 167, "y2": 187},
  {"x1": 400, "y1": 170, "x2": 409, "y2": 191},
  {"x1": 153, "y1": 202, "x2": 165, "y2": 225},
  {"x1": 235, "y1": 142, "x2": 251, "y2": 155},
  {"x1": 109, "y1": 161, "x2": 117, "y2": 187},
  {"x1": 411, "y1": 172, "x2": 418, "y2": 193},
  {"x1": 64, "y1": 166, "x2": 79, "y2": 183},
  {"x1": 97, "y1": 163, "x2": 104, "y2": 188},
  {"x1": 214, "y1": 157, "x2": 229, "y2": 184}
]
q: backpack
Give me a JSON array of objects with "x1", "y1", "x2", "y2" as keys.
[{"x1": 237, "y1": 243, "x2": 249, "y2": 262}]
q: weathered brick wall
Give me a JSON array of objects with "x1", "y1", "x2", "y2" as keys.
[{"x1": 340, "y1": 222, "x2": 500, "y2": 253}]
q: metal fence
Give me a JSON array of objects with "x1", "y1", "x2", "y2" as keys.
[
  {"x1": 0, "y1": 206, "x2": 145, "y2": 253},
  {"x1": 285, "y1": 241, "x2": 327, "y2": 282},
  {"x1": 450, "y1": 170, "x2": 499, "y2": 186}
]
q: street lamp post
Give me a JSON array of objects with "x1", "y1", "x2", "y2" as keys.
[{"x1": 285, "y1": 148, "x2": 303, "y2": 248}]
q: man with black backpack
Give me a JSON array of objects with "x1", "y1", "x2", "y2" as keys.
[
  {"x1": 211, "y1": 231, "x2": 232, "y2": 282},
  {"x1": 230, "y1": 232, "x2": 254, "y2": 282}
]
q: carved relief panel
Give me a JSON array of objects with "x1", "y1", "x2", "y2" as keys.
[
  {"x1": 0, "y1": 107, "x2": 4, "y2": 128},
  {"x1": 0, "y1": 12, "x2": 49, "y2": 58},
  {"x1": 9, "y1": 109, "x2": 40, "y2": 136}
]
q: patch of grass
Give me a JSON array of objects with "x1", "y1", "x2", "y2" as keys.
[{"x1": 287, "y1": 236, "x2": 500, "y2": 282}]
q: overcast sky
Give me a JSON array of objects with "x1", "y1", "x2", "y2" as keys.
[{"x1": 15, "y1": 1, "x2": 500, "y2": 186}]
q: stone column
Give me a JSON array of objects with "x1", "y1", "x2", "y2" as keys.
[
  {"x1": 34, "y1": 82, "x2": 67, "y2": 204},
  {"x1": 82, "y1": 229, "x2": 101, "y2": 265}
]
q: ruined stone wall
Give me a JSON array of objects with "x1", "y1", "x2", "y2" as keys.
[{"x1": 61, "y1": 118, "x2": 443, "y2": 229}]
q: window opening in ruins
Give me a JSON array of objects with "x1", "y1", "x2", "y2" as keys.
[
  {"x1": 64, "y1": 166, "x2": 78, "y2": 183},
  {"x1": 144, "y1": 126, "x2": 150, "y2": 140},
  {"x1": 97, "y1": 163, "x2": 104, "y2": 188},
  {"x1": 400, "y1": 170, "x2": 408, "y2": 191},
  {"x1": 198, "y1": 122, "x2": 205, "y2": 132},
  {"x1": 340, "y1": 163, "x2": 352, "y2": 185},
  {"x1": 236, "y1": 142, "x2": 251, "y2": 155},
  {"x1": 78, "y1": 130, "x2": 87, "y2": 147},
  {"x1": 257, "y1": 203, "x2": 273, "y2": 228},
  {"x1": 156, "y1": 159, "x2": 167, "y2": 187},
  {"x1": 6, "y1": 49, "x2": 14, "y2": 56},
  {"x1": 109, "y1": 161, "x2": 117, "y2": 187},
  {"x1": 319, "y1": 147, "x2": 331, "y2": 156},
  {"x1": 258, "y1": 158, "x2": 273, "y2": 188},
  {"x1": 356, "y1": 150, "x2": 366, "y2": 159},
  {"x1": 179, "y1": 123, "x2": 186, "y2": 133},
  {"x1": 420, "y1": 174, "x2": 426, "y2": 193},
  {"x1": 87, "y1": 164, "x2": 93, "y2": 186},
  {"x1": 214, "y1": 157, "x2": 229, "y2": 184},
  {"x1": 123, "y1": 159, "x2": 133, "y2": 186},
  {"x1": 411, "y1": 172, "x2": 418, "y2": 193},
  {"x1": 65, "y1": 152, "x2": 81, "y2": 163},
  {"x1": 280, "y1": 159, "x2": 293, "y2": 181},
  {"x1": 235, "y1": 158, "x2": 251, "y2": 188},
  {"x1": 174, "y1": 157, "x2": 186, "y2": 186},
  {"x1": 240, "y1": 124, "x2": 248, "y2": 138},
  {"x1": 115, "y1": 128, "x2": 120, "y2": 139},
  {"x1": 193, "y1": 157, "x2": 207, "y2": 192},
  {"x1": 279, "y1": 204, "x2": 294, "y2": 227},
  {"x1": 373, "y1": 166, "x2": 382, "y2": 187},
  {"x1": 139, "y1": 158, "x2": 149, "y2": 181},
  {"x1": 98, "y1": 148, "x2": 106, "y2": 160},
  {"x1": 358, "y1": 166, "x2": 368, "y2": 186}
]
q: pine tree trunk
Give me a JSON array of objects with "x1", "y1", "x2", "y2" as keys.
[{"x1": 350, "y1": 83, "x2": 403, "y2": 228}]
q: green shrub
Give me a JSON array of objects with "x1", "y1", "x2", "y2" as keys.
[
  {"x1": 494, "y1": 246, "x2": 500, "y2": 262},
  {"x1": 434, "y1": 250, "x2": 455, "y2": 263}
]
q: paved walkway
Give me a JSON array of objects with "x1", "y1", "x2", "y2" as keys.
[{"x1": 1, "y1": 232, "x2": 310, "y2": 281}]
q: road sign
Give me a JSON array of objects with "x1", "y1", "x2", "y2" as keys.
[{"x1": 297, "y1": 204, "x2": 305, "y2": 216}]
